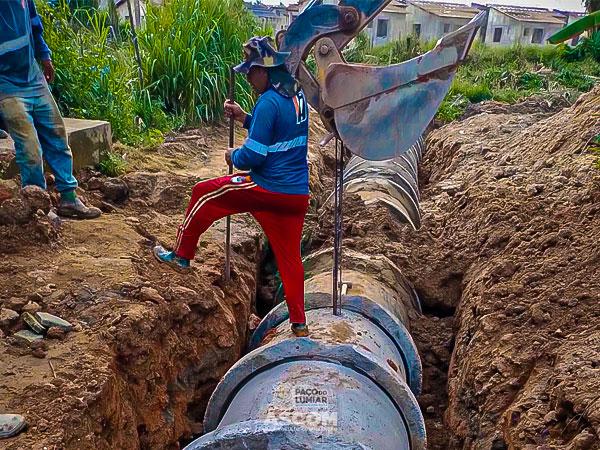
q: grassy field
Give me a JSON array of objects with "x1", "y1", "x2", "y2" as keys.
[{"x1": 345, "y1": 34, "x2": 600, "y2": 122}]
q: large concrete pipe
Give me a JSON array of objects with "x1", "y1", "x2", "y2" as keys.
[
  {"x1": 185, "y1": 141, "x2": 426, "y2": 449},
  {"x1": 331, "y1": 137, "x2": 423, "y2": 230}
]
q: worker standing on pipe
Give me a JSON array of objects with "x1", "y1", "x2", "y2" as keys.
[{"x1": 153, "y1": 36, "x2": 310, "y2": 337}]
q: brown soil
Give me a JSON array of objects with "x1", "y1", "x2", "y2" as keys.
[
  {"x1": 1, "y1": 84, "x2": 599, "y2": 450},
  {"x1": 311, "y1": 86, "x2": 600, "y2": 449},
  {"x1": 0, "y1": 126, "x2": 264, "y2": 450}
]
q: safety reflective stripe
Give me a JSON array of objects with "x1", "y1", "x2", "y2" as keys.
[
  {"x1": 0, "y1": 35, "x2": 29, "y2": 57},
  {"x1": 245, "y1": 138, "x2": 269, "y2": 155},
  {"x1": 244, "y1": 135, "x2": 307, "y2": 155}
]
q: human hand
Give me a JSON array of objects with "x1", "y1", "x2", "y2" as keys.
[
  {"x1": 225, "y1": 148, "x2": 235, "y2": 167},
  {"x1": 42, "y1": 59, "x2": 55, "y2": 83},
  {"x1": 223, "y1": 101, "x2": 246, "y2": 124}
]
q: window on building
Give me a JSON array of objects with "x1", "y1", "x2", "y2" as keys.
[
  {"x1": 493, "y1": 27, "x2": 503, "y2": 43},
  {"x1": 532, "y1": 28, "x2": 544, "y2": 44},
  {"x1": 523, "y1": 28, "x2": 530, "y2": 37},
  {"x1": 413, "y1": 23, "x2": 421, "y2": 38},
  {"x1": 376, "y1": 18, "x2": 389, "y2": 38},
  {"x1": 443, "y1": 23, "x2": 451, "y2": 33}
]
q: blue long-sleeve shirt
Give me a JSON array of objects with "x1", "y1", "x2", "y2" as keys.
[
  {"x1": 232, "y1": 88, "x2": 309, "y2": 195},
  {"x1": 0, "y1": 0, "x2": 51, "y2": 100}
]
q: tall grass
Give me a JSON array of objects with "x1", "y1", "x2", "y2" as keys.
[
  {"x1": 344, "y1": 37, "x2": 599, "y2": 123},
  {"x1": 140, "y1": 0, "x2": 259, "y2": 123},
  {"x1": 37, "y1": 0, "x2": 262, "y2": 145}
]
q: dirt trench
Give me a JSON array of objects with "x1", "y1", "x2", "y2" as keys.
[
  {"x1": 310, "y1": 87, "x2": 600, "y2": 449},
  {"x1": 1, "y1": 87, "x2": 599, "y2": 449}
]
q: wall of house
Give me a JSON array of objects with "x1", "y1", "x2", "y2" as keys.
[
  {"x1": 366, "y1": 12, "x2": 409, "y2": 46},
  {"x1": 485, "y1": 8, "x2": 564, "y2": 45}
]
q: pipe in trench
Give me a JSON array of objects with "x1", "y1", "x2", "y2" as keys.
[{"x1": 184, "y1": 139, "x2": 426, "y2": 449}]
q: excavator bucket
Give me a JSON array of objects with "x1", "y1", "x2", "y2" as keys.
[{"x1": 323, "y1": 11, "x2": 486, "y2": 160}]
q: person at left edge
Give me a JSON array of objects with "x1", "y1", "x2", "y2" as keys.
[{"x1": 0, "y1": 0, "x2": 101, "y2": 219}]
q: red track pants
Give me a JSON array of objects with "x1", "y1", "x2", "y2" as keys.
[{"x1": 174, "y1": 174, "x2": 309, "y2": 324}]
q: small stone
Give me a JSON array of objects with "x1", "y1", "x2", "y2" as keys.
[
  {"x1": 13, "y1": 329, "x2": 44, "y2": 346},
  {"x1": 571, "y1": 430, "x2": 595, "y2": 450},
  {"x1": 22, "y1": 312, "x2": 47, "y2": 334},
  {"x1": 529, "y1": 303, "x2": 547, "y2": 325},
  {"x1": 139, "y1": 287, "x2": 164, "y2": 303},
  {"x1": 0, "y1": 308, "x2": 19, "y2": 329},
  {"x1": 31, "y1": 348, "x2": 47, "y2": 359},
  {"x1": 248, "y1": 314, "x2": 261, "y2": 331},
  {"x1": 22, "y1": 301, "x2": 42, "y2": 313},
  {"x1": 126, "y1": 216, "x2": 140, "y2": 224},
  {"x1": 36, "y1": 285, "x2": 54, "y2": 297},
  {"x1": 72, "y1": 323, "x2": 83, "y2": 332},
  {"x1": 30, "y1": 339, "x2": 48, "y2": 350},
  {"x1": 426, "y1": 406, "x2": 435, "y2": 414},
  {"x1": 554, "y1": 328, "x2": 564, "y2": 337},
  {"x1": 543, "y1": 411, "x2": 558, "y2": 424},
  {"x1": 526, "y1": 184, "x2": 543, "y2": 196},
  {"x1": 21, "y1": 185, "x2": 51, "y2": 213},
  {"x1": 35, "y1": 312, "x2": 73, "y2": 332},
  {"x1": 0, "y1": 179, "x2": 18, "y2": 203},
  {"x1": 27, "y1": 292, "x2": 44, "y2": 303},
  {"x1": 217, "y1": 333, "x2": 234, "y2": 348},
  {"x1": 100, "y1": 178, "x2": 129, "y2": 202},
  {"x1": 37, "y1": 419, "x2": 49, "y2": 432},
  {"x1": 46, "y1": 327, "x2": 66, "y2": 340},
  {"x1": 4, "y1": 297, "x2": 28, "y2": 312}
]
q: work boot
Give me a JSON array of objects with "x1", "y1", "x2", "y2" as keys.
[
  {"x1": 57, "y1": 198, "x2": 102, "y2": 220},
  {"x1": 0, "y1": 414, "x2": 26, "y2": 439},
  {"x1": 153, "y1": 245, "x2": 190, "y2": 271},
  {"x1": 291, "y1": 323, "x2": 309, "y2": 337}
]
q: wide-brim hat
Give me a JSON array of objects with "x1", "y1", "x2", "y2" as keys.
[{"x1": 233, "y1": 36, "x2": 291, "y2": 74}]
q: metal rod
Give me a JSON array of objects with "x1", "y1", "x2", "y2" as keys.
[
  {"x1": 224, "y1": 66, "x2": 235, "y2": 282},
  {"x1": 337, "y1": 142, "x2": 344, "y2": 315},
  {"x1": 331, "y1": 137, "x2": 340, "y2": 316},
  {"x1": 125, "y1": 0, "x2": 144, "y2": 87}
]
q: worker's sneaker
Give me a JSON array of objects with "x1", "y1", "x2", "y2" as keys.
[
  {"x1": 291, "y1": 323, "x2": 309, "y2": 337},
  {"x1": 153, "y1": 245, "x2": 190, "y2": 271},
  {"x1": 0, "y1": 414, "x2": 27, "y2": 439},
  {"x1": 57, "y1": 198, "x2": 102, "y2": 220}
]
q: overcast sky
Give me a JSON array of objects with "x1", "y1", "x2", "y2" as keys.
[{"x1": 258, "y1": 0, "x2": 586, "y2": 12}]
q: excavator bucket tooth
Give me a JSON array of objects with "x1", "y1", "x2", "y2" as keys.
[{"x1": 323, "y1": 11, "x2": 485, "y2": 161}]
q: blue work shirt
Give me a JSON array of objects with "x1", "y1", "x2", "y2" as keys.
[
  {"x1": 0, "y1": 0, "x2": 51, "y2": 100},
  {"x1": 232, "y1": 88, "x2": 309, "y2": 195}
]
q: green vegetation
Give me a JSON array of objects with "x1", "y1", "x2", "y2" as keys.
[
  {"x1": 345, "y1": 34, "x2": 600, "y2": 123},
  {"x1": 98, "y1": 151, "x2": 127, "y2": 177},
  {"x1": 37, "y1": 0, "x2": 261, "y2": 146}
]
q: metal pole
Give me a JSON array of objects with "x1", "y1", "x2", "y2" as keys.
[
  {"x1": 332, "y1": 138, "x2": 341, "y2": 315},
  {"x1": 224, "y1": 66, "x2": 235, "y2": 282},
  {"x1": 337, "y1": 142, "x2": 344, "y2": 315},
  {"x1": 126, "y1": 0, "x2": 144, "y2": 87}
]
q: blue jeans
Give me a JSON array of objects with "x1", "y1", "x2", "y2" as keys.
[{"x1": 0, "y1": 89, "x2": 78, "y2": 193}]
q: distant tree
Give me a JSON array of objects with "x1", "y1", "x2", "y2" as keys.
[{"x1": 584, "y1": 0, "x2": 600, "y2": 12}]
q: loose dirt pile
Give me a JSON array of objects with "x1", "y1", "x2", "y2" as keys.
[
  {"x1": 311, "y1": 86, "x2": 600, "y2": 449},
  {"x1": 0, "y1": 127, "x2": 264, "y2": 449}
]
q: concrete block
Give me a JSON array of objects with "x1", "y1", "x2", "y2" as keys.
[{"x1": 1, "y1": 118, "x2": 111, "y2": 179}]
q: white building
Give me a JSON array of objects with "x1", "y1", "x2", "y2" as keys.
[
  {"x1": 364, "y1": 1, "x2": 410, "y2": 46},
  {"x1": 481, "y1": 5, "x2": 567, "y2": 45},
  {"x1": 405, "y1": 1, "x2": 480, "y2": 42}
]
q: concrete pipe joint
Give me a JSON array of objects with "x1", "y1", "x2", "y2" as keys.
[{"x1": 184, "y1": 139, "x2": 427, "y2": 449}]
